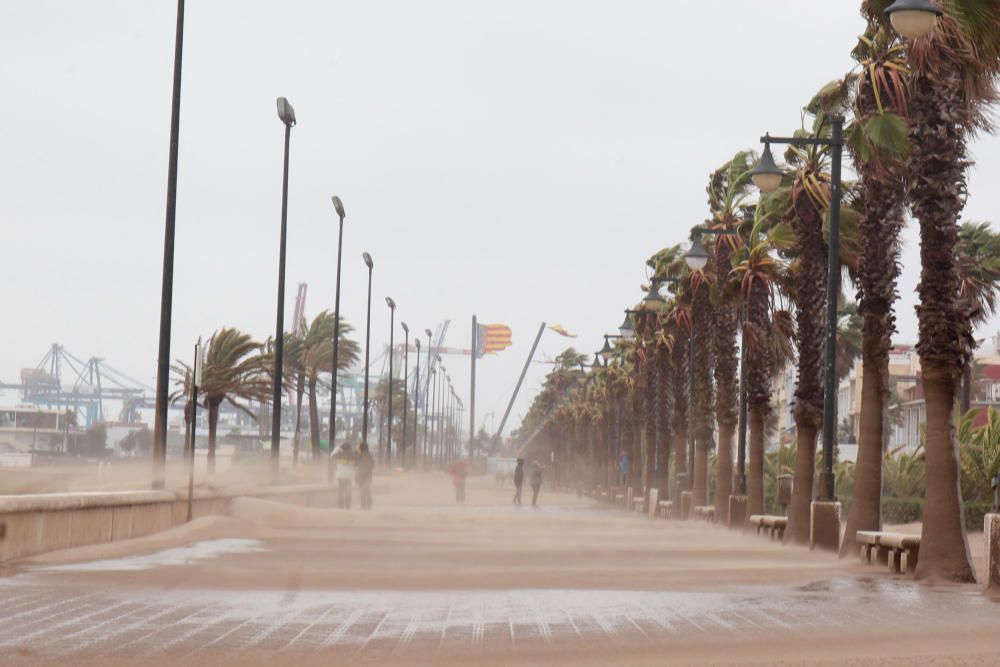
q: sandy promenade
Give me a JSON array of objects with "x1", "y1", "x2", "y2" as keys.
[{"x1": 2, "y1": 471, "x2": 999, "y2": 665}]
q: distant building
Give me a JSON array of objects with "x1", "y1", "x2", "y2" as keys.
[{"x1": 0, "y1": 405, "x2": 70, "y2": 453}]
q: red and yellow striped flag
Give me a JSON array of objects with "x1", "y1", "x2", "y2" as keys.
[{"x1": 477, "y1": 324, "x2": 513, "y2": 357}]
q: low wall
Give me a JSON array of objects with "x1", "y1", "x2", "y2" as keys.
[{"x1": 0, "y1": 484, "x2": 336, "y2": 562}]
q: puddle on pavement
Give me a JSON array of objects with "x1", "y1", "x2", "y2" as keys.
[{"x1": 32, "y1": 538, "x2": 266, "y2": 572}]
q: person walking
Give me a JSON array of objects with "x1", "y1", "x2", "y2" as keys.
[
  {"x1": 512, "y1": 458, "x2": 525, "y2": 505},
  {"x1": 356, "y1": 441, "x2": 375, "y2": 510},
  {"x1": 449, "y1": 458, "x2": 468, "y2": 503},
  {"x1": 530, "y1": 461, "x2": 543, "y2": 508},
  {"x1": 333, "y1": 443, "x2": 355, "y2": 509}
]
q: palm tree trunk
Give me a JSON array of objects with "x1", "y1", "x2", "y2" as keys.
[
  {"x1": 841, "y1": 340, "x2": 888, "y2": 556},
  {"x1": 292, "y1": 371, "x2": 305, "y2": 465},
  {"x1": 207, "y1": 400, "x2": 219, "y2": 475},
  {"x1": 748, "y1": 405, "x2": 766, "y2": 515},
  {"x1": 919, "y1": 362, "x2": 976, "y2": 581},
  {"x1": 785, "y1": 180, "x2": 827, "y2": 545},
  {"x1": 714, "y1": 427, "x2": 734, "y2": 522},
  {"x1": 692, "y1": 286, "x2": 714, "y2": 507},
  {"x1": 308, "y1": 376, "x2": 320, "y2": 459},
  {"x1": 908, "y1": 33, "x2": 977, "y2": 582}
]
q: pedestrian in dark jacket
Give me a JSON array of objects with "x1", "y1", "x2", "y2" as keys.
[{"x1": 512, "y1": 458, "x2": 525, "y2": 505}]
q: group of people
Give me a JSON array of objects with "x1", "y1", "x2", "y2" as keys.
[
  {"x1": 511, "y1": 458, "x2": 544, "y2": 507},
  {"x1": 331, "y1": 442, "x2": 375, "y2": 509}
]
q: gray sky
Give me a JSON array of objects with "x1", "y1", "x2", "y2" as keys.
[{"x1": 2, "y1": 1, "x2": 999, "y2": 433}]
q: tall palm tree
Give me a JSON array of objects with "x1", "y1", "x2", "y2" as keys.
[
  {"x1": 303, "y1": 315, "x2": 360, "y2": 459},
  {"x1": 903, "y1": 2, "x2": 1000, "y2": 582},
  {"x1": 179, "y1": 328, "x2": 270, "y2": 474},
  {"x1": 690, "y1": 265, "x2": 715, "y2": 507},
  {"x1": 732, "y1": 219, "x2": 794, "y2": 516},
  {"x1": 707, "y1": 152, "x2": 755, "y2": 522},
  {"x1": 841, "y1": 13, "x2": 912, "y2": 557},
  {"x1": 956, "y1": 221, "x2": 1000, "y2": 412}
]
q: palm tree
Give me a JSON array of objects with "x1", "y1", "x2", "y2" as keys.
[
  {"x1": 707, "y1": 152, "x2": 755, "y2": 522},
  {"x1": 903, "y1": 2, "x2": 1000, "y2": 582},
  {"x1": 179, "y1": 328, "x2": 270, "y2": 474},
  {"x1": 690, "y1": 265, "x2": 715, "y2": 507},
  {"x1": 732, "y1": 219, "x2": 794, "y2": 516},
  {"x1": 956, "y1": 221, "x2": 1000, "y2": 412},
  {"x1": 842, "y1": 13, "x2": 913, "y2": 556},
  {"x1": 959, "y1": 408, "x2": 1000, "y2": 503},
  {"x1": 304, "y1": 315, "x2": 360, "y2": 459}
]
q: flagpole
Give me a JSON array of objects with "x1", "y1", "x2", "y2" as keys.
[
  {"x1": 470, "y1": 314, "x2": 477, "y2": 458},
  {"x1": 493, "y1": 321, "x2": 546, "y2": 452}
]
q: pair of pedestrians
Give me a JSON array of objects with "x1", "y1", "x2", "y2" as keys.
[
  {"x1": 511, "y1": 458, "x2": 543, "y2": 507},
  {"x1": 332, "y1": 442, "x2": 375, "y2": 509}
]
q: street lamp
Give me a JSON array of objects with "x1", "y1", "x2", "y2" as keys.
[
  {"x1": 361, "y1": 252, "x2": 374, "y2": 444},
  {"x1": 270, "y1": 95, "x2": 296, "y2": 480},
  {"x1": 619, "y1": 311, "x2": 636, "y2": 341},
  {"x1": 423, "y1": 328, "x2": 433, "y2": 464},
  {"x1": 401, "y1": 322, "x2": 409, "y2": 469},
  {"x1": 885, "y1": 0, "x2": 943, "y2": 40},
  {"x1": 748, "y1": 143, "x2": 784, "y2": 194},
  {"x1": 599, "y1": 335, "x2": 614, "y2": 362},
  {"x1": 328, "y1": 196, "x2": 347, "y2": 476},
  {"x1": 385, "y1": 297, "x2": 396, "y2": 466},
  {"x1": 753, "y1": 118, "x2": 844, "y2": 504},
  {"x1": 412, "y1": 337, "x2": 421, "y2": 469},
  {"x1": 152, "y1": 0, "x2": 187, "y2": 489},
  {"x1": 642, "y1": 280, "x2": 666, "y2": 310},
  {"x1": 591, "y1": 351, "x2": 603, "y2": 370}
]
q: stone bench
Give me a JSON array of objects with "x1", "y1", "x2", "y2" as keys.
[
  {"x1": 656, "y1": 500, "x2": 674, "y2": 519},
  {"x1": 692, "y1": 505, "x2": 716, "y2": 522},
  {"x1": 749, "y1": 514, "x2": 788, "y2": 540},
  {"x1": 633, "y1": 496, "x2": 647, "y2": 512},
  {"x1": 857, "y1": 530, "x2": 921, "y2": 574}
]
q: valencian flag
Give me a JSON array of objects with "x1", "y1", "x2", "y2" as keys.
[{"x1": 476, "y1": 323, "x2": 513, "y2": 358}]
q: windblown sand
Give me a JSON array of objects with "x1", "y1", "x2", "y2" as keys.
[{"x1": 3, "y1": 471, "x2": 999, "y2": 665}]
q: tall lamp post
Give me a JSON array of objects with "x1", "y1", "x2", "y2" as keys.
[
  {"x1": 385, "y1": 297, "x2": 396, "y2": 466},
  {"x1": 269, "y1": 96, "x2": 296, "y2": 480},
  {"x1": 360, "y1": 252, "x2": 374, "y2": 444},
  {"x1": 423, "y1": 328, "x2": 433, "y2": 464},
  {"x1": 401, "y1": 322, "x2": 409, "y2": 468},
  {"x1": 152, "y1": 0, "x2": 186, "y2": 489},
  {"x1": 327, "y1": 195, "x2": 347, "y2": 476},
  {"x1": 749, "y1": 119, "x2": 843, "y2": 503},
  {"x1": 412, "y1": 337, "x2": 421, "y2": 469}
]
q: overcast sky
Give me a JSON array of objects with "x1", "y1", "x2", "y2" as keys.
[{"x1": 2, "y1": 1, "x2": 999, "y2": 433}]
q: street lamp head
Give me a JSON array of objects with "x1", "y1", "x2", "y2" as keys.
[
  {"x1": 363, "y1": 252, "x2": 373, "y2": 269},
  {"x1": 331, "y1": 195, "x2": 346, "y2": 219},
  {"x1": 619, "y1": 311, "x2": 636, "y2": 341},
  {"x1": 425, "y1": 329, "x2": 433, "y2": 338},
  {"x1": 684, "y1": 234, "x2": 710, "y2": 271},
  {"x1": 415, "y1": 338, "x2": 421, "y2": 349},
  {"x1": 642, "y1": 280, "x2": 666, "y2": 310},
  {"x1": 276, "y1": 97, "x2": 296, "y2": 126},
  {"x1": 750, "y1": 143, "x2": 783, "y2": 194},
  {"x1": 386, "y1": 296, "x2": 396, "y2": 310},
  {"x1": 401, "y1": 322, "x2": 409, "y2": 334},
  {"x1": 885, "y1": 0, "x2": 942, "y2": 39},
  {"x1": 591, "y1": 352, "x2": 603, "y2": 370},
  {"x1": 600, "y1": 335, "x2": 614, "y2": 361}
]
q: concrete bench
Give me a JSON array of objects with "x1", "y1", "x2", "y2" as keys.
[
  {"x1": 749, "y1": 514, "x2": 788, "y2": 540},
  {"x1": 692, "y1": 505, "x2": 716, "y2": 522},
  {"x1": 656, "y1": 500, "x2": 674, "y2": 519},
  {"x1": 633, "y1": 496, "x2": 647, "y2": 512},
  {"x1": 857, "y1": 530, "x2": 921, "y2": 574}
]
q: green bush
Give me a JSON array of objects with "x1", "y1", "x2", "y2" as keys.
[{"x1": 881, "y1": 497, "x2": 923, "y2": 524}]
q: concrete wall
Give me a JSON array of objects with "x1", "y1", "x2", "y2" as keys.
[{"x1": 0, "y1": 485, "x2": 336, "y2": 562}]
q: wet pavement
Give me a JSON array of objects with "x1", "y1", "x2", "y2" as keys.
[{"x1": 0, "y1": 552, "x2": 995, "y2": 663}]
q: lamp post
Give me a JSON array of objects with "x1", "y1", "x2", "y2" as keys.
[
  {"x1": 361, "y1": 252, "x2": 374, "y2": 444},
  {"x1": 750, "y1": 118, "x2": 844, "y2": 503},
  {"x1": 884, "y1": 0, "x2": 943, "y2": 40},
  {"x1": 269, "y1": 96, "x2": 296, "y2": 480},
  {"x1": 618, "y1": 310, "x2": 637, "y2": 341},
  {"x1": 423, "y1": 329, "x2": 433, "y2": 464},
  {"x1": 186, "y1": 338, "x2": 203, "y2": 522},
  {"x1": 327, "y1": 195, "x2": 346, "y2": 477},
  {"x1": 412, "y1": 337, "x2": 421, "y2": 469},
  {"x1": 385, "y1": 297, "x2": 396, "y2": 466},
  {"x1": 152, "y1": 0, "x2": 186, "y2": 489},
  {"x1": 401, "y1": 322, "x2": 409, "y2": 468}
]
